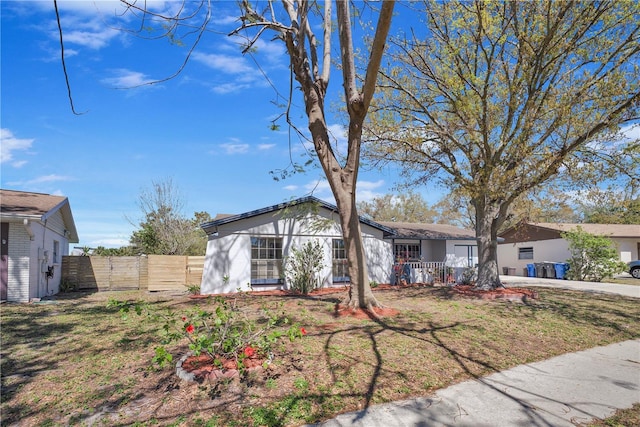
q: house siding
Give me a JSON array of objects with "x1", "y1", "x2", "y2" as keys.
[
  {"x1": 7, "y1": 223, "x2": 31, "y2": 302},
  {"x1": 616, "y1": 238, "x2": 638, "y2": 263},
  {"x1": 498, "y1": 224, "x2": 640, "y2": 276},
  {"x1": 497, "y1": 239, "x2": 571, "y2": 276},
  {"x1": 5, "y1": 217, "x2": 70, "y2": 302},
  {"x1": 201, "y1": 211, "x2": 393, "y2": 294}
]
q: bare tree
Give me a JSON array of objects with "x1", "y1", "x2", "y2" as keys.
[
  {"x1": 366, "y1": 0, "x2": 640, "y2": 289},
  {"x1": 233, "y1": 1, "x2": 395, "y2": 310},
  {"x1": 357, "y1": 192, "x2": 437, "y2": 223},
  {"x1": 55, "y1": 1, "x2": 395, "y2": 309},
  {"x1": 129, "y1": 178, "x2": 207, "y2": 255}
]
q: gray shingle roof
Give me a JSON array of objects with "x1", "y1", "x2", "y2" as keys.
[
  {"x1": 0, "y1": 189, "x2": 79, "y2": 242},
  {"x1": 379, "y1": 221, "x2": 475, "y2": 240}
]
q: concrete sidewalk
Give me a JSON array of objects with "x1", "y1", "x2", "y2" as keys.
[
  {"x1": 499, "y1": 275, "x2": 640, "y2": 298},
  {"x1": 308, "y1": 340, "x2": 640, "y2": 427}
]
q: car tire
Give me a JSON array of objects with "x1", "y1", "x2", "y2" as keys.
[{"x1": 631, "y1": 267, "x2": 640, "y2": 279}]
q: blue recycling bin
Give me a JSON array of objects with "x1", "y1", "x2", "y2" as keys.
[
  {"x1": 526, "y1": 264, "x2": 535, "y2": 277},
  {"x1": 554, "y1": 263, "x2": 569, "y2": 279}
]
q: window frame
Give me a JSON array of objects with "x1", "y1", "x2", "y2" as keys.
[
  {"x1": 53, "y1": 240, "x2": 60, "y2": 264},
  {"x1": 394, "y1": 243, "x2": 421, "y2": 261},
  {"x1": 250, "y1": 236, "x2": 284, "y2": 285},
  {"x1": 518, "y1": 247, "x2": 534, "y2": 260},
  {"x1": 332, "y1": 239, "x2": 350, "y2": 283}
]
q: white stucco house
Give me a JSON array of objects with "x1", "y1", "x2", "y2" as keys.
[
  {"x1": 0, "y1": 189, "x2": 79, "y2": 302},
  {"x1": 200, "y1": 196, "x2": 478, "y2": 294},
  {"x1": 497, "y1": 222, "x2": 640, "y2": 277}
]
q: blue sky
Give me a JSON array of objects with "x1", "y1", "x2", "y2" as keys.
[{"x1": 1, "y1": 1, "x2": 433, "y2": 250}]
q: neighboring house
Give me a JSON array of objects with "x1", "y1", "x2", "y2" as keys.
[
  {"x1": 200, "y1": 196, "x2": 477, "y2": 294},
  {"x1": 497, "y1": 222, "x2": 640, "y2": 276},
  {"x1": 0, "y1": 189, "x2": 79, "y2": 302}
]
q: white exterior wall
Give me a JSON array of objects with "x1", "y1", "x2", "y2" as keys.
[
  {"x1": 498, "y1": 239, "x2": 571, "y2": 276},
  {"x1": 6, "y1": 216, "x2": 69, "y2": 302},
  {"x1": 615, "y1": 238, "x2": 638, "y2": 262},
  {"x1": 7, "y1": 222, "x2": 31, "y2": 302},
  {"x1": 498, "y1": 236, "x2": 639, "y2": 276},
  {"x1": 201, "y1": 212, "x2": 393, "y2": 295},
  {"x1": 445, "y1": 240, "x2": 478, "y2": 267},
  {"x1": 364, "y1": 234, "x2": 394, "y2": 284}
]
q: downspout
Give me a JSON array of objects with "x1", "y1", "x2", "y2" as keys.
[{"x1": 23, "y1": 219, "x2": 35, "y2": 240}]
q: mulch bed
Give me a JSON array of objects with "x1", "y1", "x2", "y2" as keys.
[{"x1": 178, "y1": 353, "x2": 266, "y2": 382}]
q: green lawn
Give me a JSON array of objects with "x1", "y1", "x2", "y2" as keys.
[{"x1": 2, "y1": 286, "x2": 639, "y2": 426}]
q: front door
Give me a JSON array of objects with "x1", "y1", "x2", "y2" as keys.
[{"x1": 1, "y1": 223, "x2": 8, "y2": 300}]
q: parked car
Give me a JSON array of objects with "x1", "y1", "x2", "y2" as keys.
[{"x1": 629, "y1": 260, "x2": 640, "y2": 279}]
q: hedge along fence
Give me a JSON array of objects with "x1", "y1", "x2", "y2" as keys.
[{"x1": 61, "y1": 255, "x2": 205, "y2": 292}]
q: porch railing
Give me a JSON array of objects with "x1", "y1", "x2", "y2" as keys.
[{"x1": 393, "y1": 261, "x2": 453, "y2": 285}]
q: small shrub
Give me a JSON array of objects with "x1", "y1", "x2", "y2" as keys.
[
  {"x1": 108, "y1": 297, "x2": 306, "y2": 375},
  {"x1": 185, "y1": 284, "x2": 201, "y2": 295},
  {"x1": 283, "y1": 240, "x2": 324, "y2": 294},
  {"x1": 562, "y1": 227, "x2": 627, "y2": 282},
  {"x1": 59, "y1": 279, "x2": 76, "y2": 293},
  {"x1": 459, "y1": 267, "x2": 477, "y2": 285}
]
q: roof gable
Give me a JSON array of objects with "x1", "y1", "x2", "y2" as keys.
[
  {"x1": 499, "y1": 222, "x2": 640, "y2": 243},
  {"x1": 1, "y1": 189, "x2": 67, "y2": 217},
  {"x1": 201, "y1": 196, "x2": 396, "y2": 236},
  {"x1": 1, "y1": 189, "x2": 79, "y2": 243}
]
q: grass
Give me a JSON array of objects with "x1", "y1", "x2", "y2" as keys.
[
  {"x1": 1, "y1": 286, "x2": 639, "y2": 426},
  {"x1": 607, "y1": 276, "x2": 640, "y2": 286}
]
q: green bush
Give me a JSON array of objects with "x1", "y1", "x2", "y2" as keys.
[
  {"x1": 562, "y1": 226, "x2": 627, "y2": 282},
  {"x1": 283, "y1": 240, "x2": 324, "y2": 294},
  {"x1": 108, "y1": 297, "x2": 305, "y2": 374}
]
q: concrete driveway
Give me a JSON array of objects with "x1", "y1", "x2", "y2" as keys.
[{"x1": 499, "y1": 275, "x2": 640, "y2": 298}]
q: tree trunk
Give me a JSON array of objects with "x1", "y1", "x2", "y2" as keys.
[
  {"x1": 335, "y1": 191, "x2": 380, "y2": 310},
  {"x1": 306, "y1": 101, "x2": 382, "y2": 309},
  {"x1": 474, "y1": 200, "x2": 503, "y2": 290}
]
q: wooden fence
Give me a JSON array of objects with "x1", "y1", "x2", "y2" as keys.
[{"x1": 61, "y1": 255, "x2": 205, "y2": 292}]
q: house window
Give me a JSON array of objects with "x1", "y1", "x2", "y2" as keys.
[
  {"x1": 394, "y1": 244, "x2": 420, "y2": 261},
  {"x1": 518, "y1": 247, "x2": 534, "y2": 260},
  {"x1": 332, "y1": 239, "x2": 349, "y2": 282},
  {"x1": 251, "y1": 237, "x2": 283, "y2": 284},
  {"x1": 454, "y1": 245, "x2": 478, "y2": 267},
  {"x1": 53, "y1": 240, "x2": 60, "y2": 264}
]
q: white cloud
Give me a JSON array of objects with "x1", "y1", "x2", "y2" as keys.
[
  {"x1": 63, "y1": 28, "x2": 120, "y2": 49},
  {"x1": 298, "y1": 177, "x2": 386, "y2": 204},
  {"x1": 220, "y1": 143, "x2": 249, "y2": 154},
  {"x1": 283, "y1": 185, "x2": 298, "y2": 191},
  {"x1": 192, "y1": 51, "x2": 253, "y2": 74},
  {"x1": 7, "y1": 174, "x2": 73, "y2": 188},
  {"x1": 258, "y1": 143, "x2": 276, "y2": 150},
  {"x1": 27, "y1": 174, "x2": 73, "y2": 185},
  {"x1": 358, "y1": 180, "x2": 386, "y2": 190},
  {"x1": 250, "y1": 38, "x2": 286, "y2": 64},
  {"x1": 212, "y1": 15, "x2": 241, "y2": 26},
  {"x1": 101, "y1": 69, "x2": 157, "y2": 88},
  {"x1": 212, "y1": 82, "x2": 252, "y2": 94},
  {"x1": 304, "y1": 178, "x2": 332, "y2": 194},
  {"x1": 0, "y1": 128, "x2": 34, "y2": 166},
  {"x1": 327, "y1": 123, "x2": 348, "y2": 156}
]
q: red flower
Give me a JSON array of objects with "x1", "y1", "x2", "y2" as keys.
[
  {"x1": 181, "y1": 316, "x2": 187, "y2": 322},
  {"x1": 244, "y1": 346, "x2": 256, "y2": 357},
  {"x1": 185, "y1": 324, "x2": 195, "y2": 334},
  {"x1": 300, "y1": 327, "x2": 307, "y2": 335}
]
